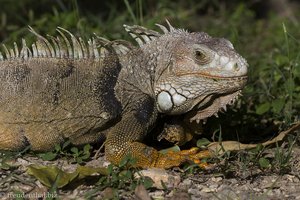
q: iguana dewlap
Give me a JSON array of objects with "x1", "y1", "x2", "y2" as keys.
[{"x1": 0, "y1": 22, "x2": 248, "y2": 168}]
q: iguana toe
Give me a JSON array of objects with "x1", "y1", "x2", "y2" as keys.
[{"x1": 154, "y1": 147, "x2": 212, "y2": 168}]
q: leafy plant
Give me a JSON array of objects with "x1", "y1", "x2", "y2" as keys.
[
  {"x1": 97, "y1": 155, "x2": 153, "y2": 190},
  {"x1": 85, "y1": 155, "x2": 153, "y2": 198},
  {"x1": 70, "y1": 144, "x2": 92, "y2": 164},
  {"x1": 38, "y1": 141, "x2": 92, "y2": 164}
]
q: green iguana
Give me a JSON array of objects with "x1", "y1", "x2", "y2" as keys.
[{"x1": 0, "y1": 22, "x2": 248, "y2": 168}]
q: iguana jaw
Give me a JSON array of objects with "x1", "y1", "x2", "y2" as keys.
[
  {"x1": 156, "y1": 84, "x2": 243, "y2": 124},
  {"x1": 188, "y1": 90, "x2": 242, "y2": 123},
  {"x1": 155, "y1": 75, "x2": 247, "y2": 115}
]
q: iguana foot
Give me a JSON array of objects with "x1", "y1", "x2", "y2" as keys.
[
  {"x1": 157, "y1": 124, "x2": 193, "y2": 146},
  {"x1": 106, "y1": 140, "x2": 212, "y2": 169},
  {"x1": 155, "y1": 147, "x2": 212, "y2": 169},
  {"x1": 157, "y1": 117, "x2": 203, "y2": 146}
]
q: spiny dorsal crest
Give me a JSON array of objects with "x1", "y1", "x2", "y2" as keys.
[
  {"x1": 0, "y1": 26, "x2": 132, "y2": 61},
  {"x1": 124, "y1": 20, "x2": 188, "y2": 47},
  {"x1": 0, "y1": 21, "x2": 181, "y2": 61}
]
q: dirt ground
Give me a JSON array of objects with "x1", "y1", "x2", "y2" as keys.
[{"x1": 0, "y1": 141, "x2": 299, "y2": 200}]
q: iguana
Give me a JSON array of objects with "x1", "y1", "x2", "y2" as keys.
[{"x1": 0, "y1": 22, "x2": 248, "y2": 168}]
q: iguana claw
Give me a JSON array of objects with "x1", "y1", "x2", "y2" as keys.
[{"x1": 153, "y1": 147, "x2": 212, "y2": 169}]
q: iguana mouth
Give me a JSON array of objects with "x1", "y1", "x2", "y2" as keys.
[
  {"x1": 187, "y1": 90, "x2": 242, "y2": 124},
  {"x1": 176, "y1": 72, "x2": 248, "y2": 80}
]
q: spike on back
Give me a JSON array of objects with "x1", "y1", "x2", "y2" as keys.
[
  {"x1": 0, "y1": 26, "x2": 129, "y2": 62},
  {"x1": 124, "y1": 20, "x2": 184, "y2": 47},
  {"x1": 0, "y1": 21, "x2": 178, "y2": 61},
  {"x1": 165, "y1": 19, "x2": 175, "y2": 32},
  {"x1": 123, "y1": 24, "x2": 161, "y2": 47}
]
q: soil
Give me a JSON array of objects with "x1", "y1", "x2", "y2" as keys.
[{"x1": 0, "y1": 142, "x2": 299, "y2": 200}]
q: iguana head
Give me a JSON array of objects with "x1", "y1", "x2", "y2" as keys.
[{"x1": 124, "y1": 21, "x2": 248, "y2": 123}]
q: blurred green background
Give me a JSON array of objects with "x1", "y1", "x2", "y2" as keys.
[{"x1": 0, "y1": 0, "x2": 299, "y2": 142}]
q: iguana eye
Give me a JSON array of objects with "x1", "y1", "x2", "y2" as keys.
[{"x1": 195, "y1": 50, "x2": 210, "y2": 65}]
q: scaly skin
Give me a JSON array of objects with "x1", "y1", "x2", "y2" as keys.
[{"x1": 0, "y1": 22, "x2": 248, "y2": 168}]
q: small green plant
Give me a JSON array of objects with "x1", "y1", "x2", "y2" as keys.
[
  {"x1": 271, "y1": 134, "x2": 298, "y2": 173},
  {"x1": 70, "y1": 144, "x2": 92, "y2": 164},
  {"x1": 0, "y1": 151, "x2": 16, "y2": 170},
  {"x1": 0, "y1": 146, "x2": 32, "y2": 170},
  {"x1": 38, "y1": 140, "x2": 71, "y2": 161},
  {"x1": 99, "y1": 155, "x2": 153, "y2": 190},
  {"x1": 85, "y1": 155, "x2": 153, "y2": 199},
  {"x1": 38, "y1": 141, "x2": 92, "y2": 164}
]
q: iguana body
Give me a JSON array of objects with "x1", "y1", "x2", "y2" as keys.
[{"x1": 0, "y1": 22, "x2": 248, "y2": 168}]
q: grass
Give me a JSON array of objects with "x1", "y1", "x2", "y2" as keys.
[{"x1": 0, "y1": 0, "x2": 299, "y2": 199}]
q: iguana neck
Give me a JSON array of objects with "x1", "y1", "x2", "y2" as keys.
[{"x1": 114, "y1": 48, "x2": 157, "y2": 108}]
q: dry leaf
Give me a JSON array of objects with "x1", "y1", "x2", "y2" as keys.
[
  {"x1": 27, "y1": 164, "x2": 108, "y2": 188},
  {"x1": 207, "y1": 122, "x2": 300, "y2": 155}
]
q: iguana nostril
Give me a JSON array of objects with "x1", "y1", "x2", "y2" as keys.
[
  {"x1": 238, "y1": 63, "x2": 248, "y2": 75},
  {"x1": 224, "y1": 61, "x2": 236, "y2": 71},
  {"x1": 234, "y1": 63, "x2": 239, "y2": 70},
  {"x1": 224, "y1": 61, "x2": 246, "y2": 75}
]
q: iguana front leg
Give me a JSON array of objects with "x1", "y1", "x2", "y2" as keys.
[
  {"x1": 157, "y1": 117, "x2": 203, "y2": 146},
  {"x1": 104, "y1": 97, "x2": 211, "y2": 168}
]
